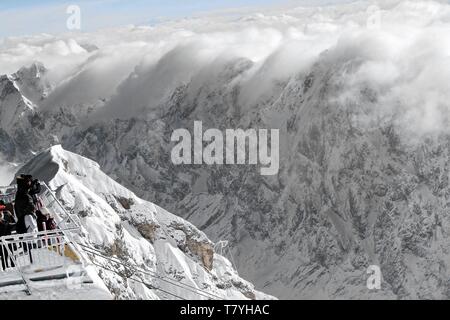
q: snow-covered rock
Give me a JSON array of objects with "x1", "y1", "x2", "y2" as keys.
[{"x1": 16, "y1": 145, "x2": 273, "y2": 300}]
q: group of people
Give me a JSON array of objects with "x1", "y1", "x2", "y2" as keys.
[
  {"x1": 0, "y1": 174, "x2": 57, "y2": 271},
  {"x1": 15, "y1": 174, "x2": 45, "y2": 234}
]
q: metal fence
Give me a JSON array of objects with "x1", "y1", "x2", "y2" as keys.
[
  {"x1": 0, "y1": 183, "x2": 85, "y2": 295},
  {"x1": 0, "y1": 229, "x2": 80, "y2": 272},
  {"x1": 40, "y1": 182, "x2": 81, "y2": 231}
]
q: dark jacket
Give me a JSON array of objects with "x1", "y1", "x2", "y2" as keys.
[
  {"x1": 0, "y1": 210, "x2": 15, "y2": 237},
  {"x1": 14, "y1": 190, "x2": 35, "y2": 221},
  {"x1": 36, "y1": 210, "x2": 57, "y2": 232},
  {"x1": 30, "y1": 180, "x2": 42, "y2": 206},
  {"x1": 14, "y1": 188, "x2": 35, "y2": 234}
]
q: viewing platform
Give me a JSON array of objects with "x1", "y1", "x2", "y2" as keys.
[{"x1": 0, "y1": 184, "x2": 111, "y2": 299}]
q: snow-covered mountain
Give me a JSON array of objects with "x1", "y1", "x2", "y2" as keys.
[
  {"x1": 2, "y1": 0, "x2": 450, "y2": 299},
  {"x1": 0, "y1": 62, "x2": 56, "y2": 163},
  {"x1": 16, "y1": 145, "x2": 272, "y2": 300}
]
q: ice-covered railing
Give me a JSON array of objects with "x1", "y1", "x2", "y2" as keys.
[
  {"x1": 0, "y1": 183, "x2": 86, "y2": 295},
  {"x1": 0, "y1": 230, "x2": 85, "y2": 294},
  {"x1": 1, "y1": 230, "x2": 78, "y2": 269},
  {"x1": 40, "y1": 182, "x2": 82, "y2": 231}
]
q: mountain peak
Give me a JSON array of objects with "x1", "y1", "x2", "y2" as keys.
[
  {"x1": 14, "y1": 61, "x2": 47, "y2": 79},
  {"x1": 10, "y1": 61, "x2": 51, "y2": 105},
  {"x1": 16, "y1": 145, "x2": 274, "y2": 300}
]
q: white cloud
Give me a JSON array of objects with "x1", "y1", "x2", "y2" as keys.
[{"x1": 1, "y1": 0, "x2": 450, "y2": 137}]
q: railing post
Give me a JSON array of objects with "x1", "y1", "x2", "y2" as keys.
[
  {"x1": 0, "y1": 239, "x2": 5, "y2": 271},
  {"x1": 1, "y1": 236, "x2": 32, "y2": 295}
]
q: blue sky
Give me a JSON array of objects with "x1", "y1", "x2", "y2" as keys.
[{"x1": 0, "y1": 0, "x2": 311, "y2": 39}]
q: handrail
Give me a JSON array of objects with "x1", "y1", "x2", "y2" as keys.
[
  {"x1": 0, "y1": 228, "x2": 78, "y2": 242},
  {"x1": 0, "y1": 228, "x2": 85, "y2": 295},
  {"x1": 40, "y1": 182, "x2": 82, "y2": 230},
  {"x1": 38, "y1": 183, "x2": 92, "y2": 268},
  {"x1": 0, "y1": 183, "x2": 87, "y2": 295},
  {"x1": 79, "y1": 243, "x2": 222, "y2": 300},
  {"x1": 1, "y1": 239, "x2": 31, "y2": 295}
]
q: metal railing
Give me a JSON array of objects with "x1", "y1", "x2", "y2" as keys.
[
  {"x1": 40, "y1": 182, "x2": 82, "y2": 231},
  {"x1": 0, "y1": 229, "x2": 83, "y2": 295},
  {"x1": 0, "y1": 183, "x2": 85, "y2": 295},
  {"x1": 0, "y1": 229, "x2": 80, "y2": 271}
]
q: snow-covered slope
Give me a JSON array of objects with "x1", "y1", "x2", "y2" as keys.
[{"x1": 17, "y1": 145, "x2": 273, "y2": 300}]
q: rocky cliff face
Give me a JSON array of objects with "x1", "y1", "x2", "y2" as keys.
[{"x1": 0, "y1": 63, "x2": 56, "y2": 162}]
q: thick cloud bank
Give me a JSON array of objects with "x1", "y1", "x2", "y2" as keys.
[{"x1": 1, "y1": 0, "x2": 450, "y2": 135}]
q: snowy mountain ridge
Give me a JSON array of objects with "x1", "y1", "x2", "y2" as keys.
[{"x1": 16, "y1": 145, "x2": 273, "y2": 300}]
